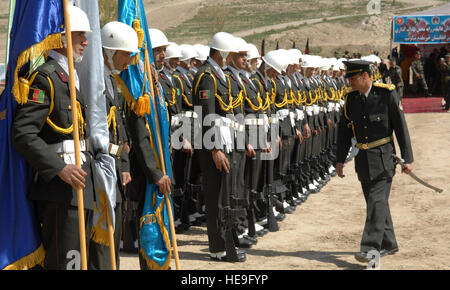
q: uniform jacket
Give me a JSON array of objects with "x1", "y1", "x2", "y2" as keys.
[
  {"x1": 12, "y1": 58, "x2": 97, "y2": 209},
  {"x1": 336, "y1": 83, "x2": 413, "y2": 182}
]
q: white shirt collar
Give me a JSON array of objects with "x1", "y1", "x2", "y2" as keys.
[
  {"x1": 103, "y1": 65, "x2": 114, "y2": 99},
  {"x1": 207, "y1": 57, "x2": 227, "y2": 83},
  {"x1": 49, "y1": 50, "x2": 79, "y2": 90},
  {"x1": 227, "y1": 65, "x2": 243, "y2": 84}
]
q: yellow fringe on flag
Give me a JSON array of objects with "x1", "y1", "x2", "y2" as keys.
[
  {"x1": 90, "y1": 188, "x2": 110, "y2": 247},
  {"x1": 3, "y1": 244, "x2": 45, "y2": 270},
  {"x1": 139, "y1": 197, "x2": 172, "y2": 270},
  {"x1": 113, "y1": 75, "x2": 150, "y2": 117},
  {"x1": 13, "y1": 33, "x2": 62, "y2": 105}
]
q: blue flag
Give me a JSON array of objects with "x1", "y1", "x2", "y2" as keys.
[
  {"x1": 117, "y1": 0, "x2": 173, "y2": 270},
  {"x1": 0, "y1": 0, "x2": 64, "y2": 270}
]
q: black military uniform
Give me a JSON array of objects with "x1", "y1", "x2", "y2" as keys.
[
  {"x1": 223, "y1": 65, "x2": 253, "y2": 248},
  {"x1": 336, "y1": 60, "x2": 413, "y2": 259},
  {"x1": 240, "y1": 69, "x2": 267, "y2": 241},
  {"x1": 172, "y1": 66, "x2": 204, "y2": 230},
  {"x1": 159, "y1": 66, "x2": 184, "y2": 230},
  {"x1": 12, "y1": 53, "x2": 99, "y2": 269},
  {"x1": 89, "y1": 67, "x2": 130, "y2": 269},
  {"x1": 387, "y1": 65, "x2": 404, "y2": 99},
  {"x1": 193, "y1": 57, "x2": 247, "y2": 261},
  {"x1": 253, "y1": 68, "x2": 283, "y2": 229}
]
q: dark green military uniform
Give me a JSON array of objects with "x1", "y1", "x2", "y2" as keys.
[
  {"x1": 12, "y1": 56, "x2": 98, "y2": 270},
  {"x1": 387, "y1": 66, "x2": 404, "y2": 99},
  {"x1": 193, "y1": 57, "x2": 246, "y2": 261},
  {"x1": 159, "y1": 66, "x2": 185, "y2": 230},
  {"x1": 337, "y1": 61, "x2": 413, "y2": 255},
  {"x1": 241, "y1": 70, "x2": 266, "y2": 240},
  {"x1": 410, "y1": 58, "x2": 430, "y2": 96},
  {"x1": 172, "y1": 66, "x2": 204, "y2": 230},
  {"x1": 89, "y1": 69, "x2": 131, "y2": 270},
  {"x1": 223, "y1": 66, "x2": 253, "y2": 249},
  {"x1": 252, "y1": 69, "x2": 283, "y2": 229}
]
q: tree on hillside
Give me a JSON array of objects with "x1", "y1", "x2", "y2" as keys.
[
  {"x1": 203, "y1": 1, "x2": 230, "y2": 36},
  {"x1": 99, "y1": 0, "x2": 118, "y2": 27}
]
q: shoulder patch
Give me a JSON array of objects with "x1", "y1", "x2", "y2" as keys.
[
  {"x1": 199, "y1": 90, "x2": 211, "y2": 100},
  {"x1": 29, "y1": 88, "x2": 45, "y2": 104},
  {"x1": 373, "y1": 82, "x2": 395, "y2": 91}
]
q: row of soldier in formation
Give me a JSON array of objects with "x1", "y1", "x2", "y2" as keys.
[
  {"x1": 11, "y1": 6, "x2": 385, "y2": 269},
  {"x1": 142, "y1": 30, "x2": 385, "y2": 264}
]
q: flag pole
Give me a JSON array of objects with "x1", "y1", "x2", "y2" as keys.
[
  {"x1": 62, "y1": 0, "x2": 88, "y2": 270},
  {"x1": 106, "y1": 202, "x2": 116, "y2": 270},
  {"x1": 143, "y1": 45, "x2": 181, "y2": 270}
]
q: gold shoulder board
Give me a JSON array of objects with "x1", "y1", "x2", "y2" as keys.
[{"x1": 373, "y1": 82, "x2": 395, "y2": 91}]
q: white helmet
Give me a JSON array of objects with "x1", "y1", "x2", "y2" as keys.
[
  {"x1": 63, "y1": 6, "x2": 92, "y2": 33},
  {"x1": 246, "y1": 43, "x2": 260, "y2": 60},
  {"x1": 149, "y1": 28, "x2": 169, "y2": 49},
  {"x1": 193, "y1": 44, "x2": 209, "y2": 61},
  {"x1": 288, "y1": 49, "x2": 303, "y2": 62},
  {"x1": 210, "y1": 32, "x2": 238, "y2": 53},
  {"x1": 179, "y1": 44, "x2": 198, "y2": 62},
  {"x1": 262, "y1": 50, "x2": 284, "y2": 74},
  {"x1": 287, "y1": 49, "x2": 300, "y2": 65},
  {"x1": 320, "y1": 58, "x2": 331, "y2": 71},
  {"x1": 301, "y1": 55, "x2": 315, "y2": 68},
  {"x1": 101, "y1": 21, "x2": 139, "y2": 53},
  {"x1": 165, "y1": 42, "x2": 183, "y2": 59},
  {"x1": 234, "y1": 37, "x2": 250, "y2": 52}
]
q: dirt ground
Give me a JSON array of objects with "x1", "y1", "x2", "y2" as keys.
[{"x1": 120, "y1": 111, "x2": 450, "y2": 270}]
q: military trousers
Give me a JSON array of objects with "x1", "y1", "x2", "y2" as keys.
[
  {"x1": 36, "y1": 201, "x2": 95, "y2": 270},
  {"x1": 360, "y1": 177, "x2": 398, "y2": 253},
  {"x1": 89, "y1": 201, "x2": 123, "y2": 270},
  {"x1": 198, "y1": 149, "x2": 242, "y2": 253}
]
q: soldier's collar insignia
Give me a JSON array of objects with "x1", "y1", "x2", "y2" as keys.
[{"x1": 57, "y1": 71, "x2": 68, "y2": 83}]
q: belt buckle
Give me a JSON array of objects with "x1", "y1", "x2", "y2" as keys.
[{"x1": 361, "y1": 143, "x2": 369, "y2": 150}]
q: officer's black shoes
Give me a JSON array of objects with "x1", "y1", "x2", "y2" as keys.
[
  {"x1": 210, "y1": 250, "x2": 246, "y2": 262},
  {"x1": 380, "y1": 247, "x2": 399, "y2": 257},
  {"x1": 275, "y1": 212, "x2": 286, "y2": 221},
  {"x1": 242, "y1": 234, "x2": 258, "y2": 245},
  {"x1": 354, "y1": 251, "x2": 378, "y2": 263},
  {"x1": 238, "y1": 237, "x2": 254, "y2": 248}
]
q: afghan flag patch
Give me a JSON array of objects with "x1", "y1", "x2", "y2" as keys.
[
  {"x1": 29, "y1": 88, "x2": 45, "y2": 104},
  {"x1": 200, "y1": 90, "x2": 210, "y2": 100}
]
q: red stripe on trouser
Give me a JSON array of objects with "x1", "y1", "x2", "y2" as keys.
[{"x1": 55, "y1": 204, "x2": 59, "y2": 267}]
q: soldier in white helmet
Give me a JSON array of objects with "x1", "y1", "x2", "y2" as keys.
[
  {"x1": 87, "y1": 21, "x2": 140, "y2": 269},
  {"x1": 149, "y1": 28, "x2": 183, "y2": 126},
  {"x1": 124, "y1": 28, "x2": 172, "y2": 270},
  {"x1": 192, "y1": 44, "x2": 210, "y2": 74},
  {"x1": 165, "y1": 42, "x2": 183, "y2": 73},
  {"x1": 193, "y1": 31, "x2": 247, "y2": 262},
  {"x1": 12, "y1": 6, "x2": 99, "y2": 270},
  {"x1": 172, "y1": 44, "x2": 204, "y2": 231}
]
